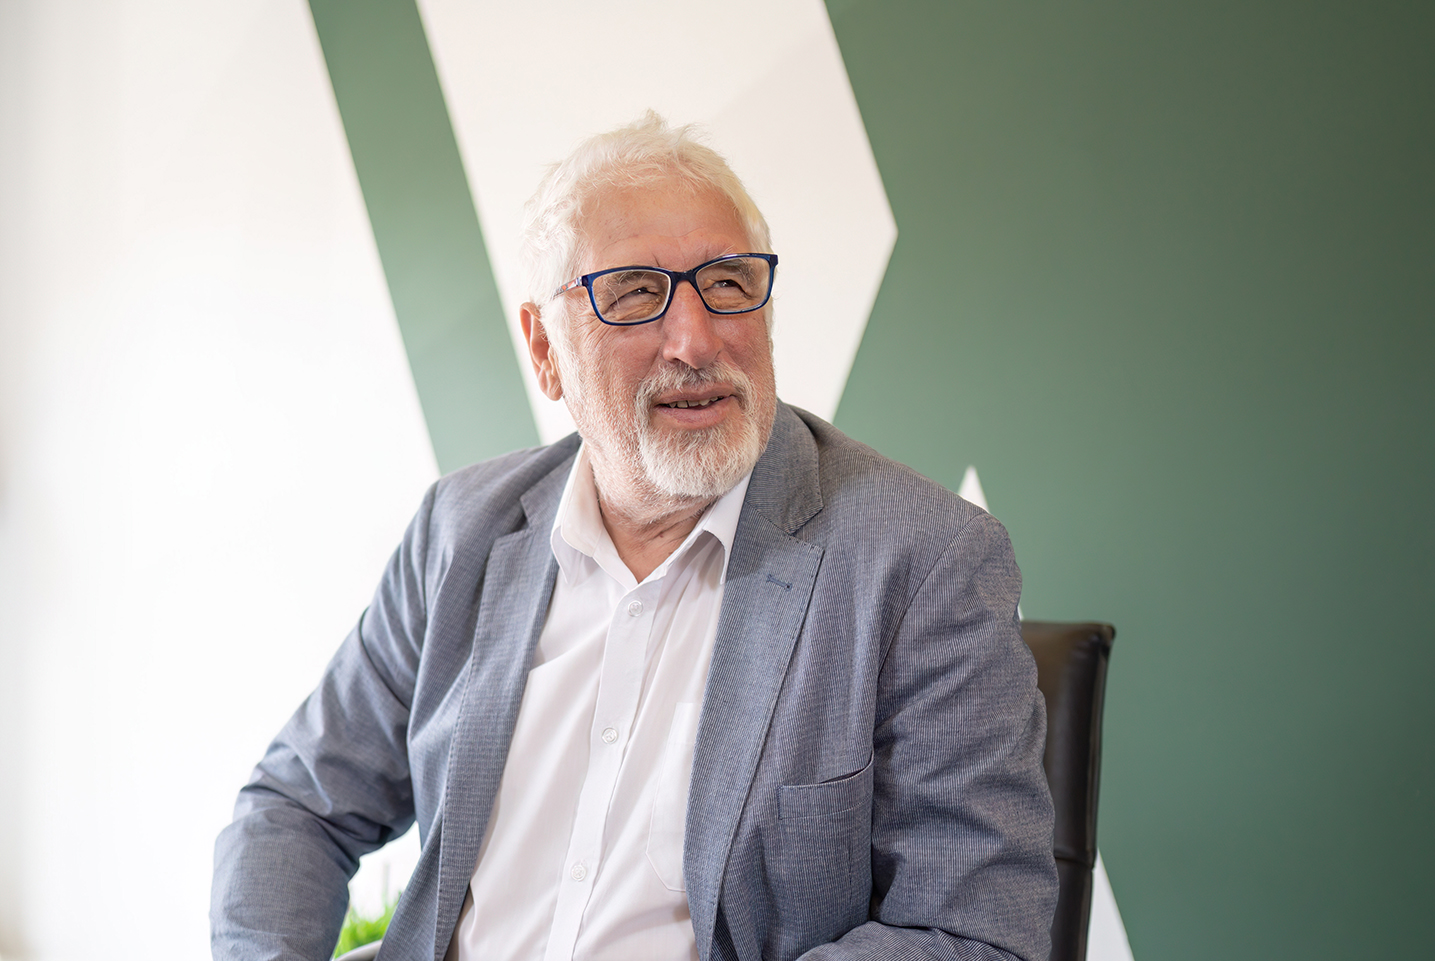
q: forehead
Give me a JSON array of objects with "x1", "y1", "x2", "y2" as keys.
[{"x1": 578, "y1": 178, "x2": 751, "y2": 271}]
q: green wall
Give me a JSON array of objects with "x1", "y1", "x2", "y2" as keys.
[
  {"x1": 827, "y1": 2, "x2": 1433, "y2": 958},
  {"x1": 310, "y1": 0, "x2": 536, "y2": 472}
]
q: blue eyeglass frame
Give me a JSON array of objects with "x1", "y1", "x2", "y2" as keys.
[{"x1": 552, "y1": 252, "x2": 779, "y2": 326}]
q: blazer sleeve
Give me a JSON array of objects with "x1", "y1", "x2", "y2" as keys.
[
  {"x1": 210, "y1": 483, "x2": 437, "y2": 961},
  {"x1": 803, "y1": 510, "x2": 1058, "y2": 961}
]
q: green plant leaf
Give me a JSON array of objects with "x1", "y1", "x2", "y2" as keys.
[{"x1": 333, "y1": 891, "x2": 399, "y2": 958}]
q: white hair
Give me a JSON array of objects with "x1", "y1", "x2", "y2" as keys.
[{"x1": 518, "y1": 111, "x2": 773, "y2": 328}]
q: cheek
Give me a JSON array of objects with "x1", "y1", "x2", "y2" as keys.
[
  {"x1": 596, "y1": 334, "x2": 663, "y2": 379},
  {"x1": 581, "y1": 352, "x2": 649, "y2": 408},
  {"x1": 730, "y1": 327, "x2": 775, "y2": 379}
]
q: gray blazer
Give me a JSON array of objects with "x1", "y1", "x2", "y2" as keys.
[{"x1": 212, "y1": 404, "x2": 1057, "y2": 961}]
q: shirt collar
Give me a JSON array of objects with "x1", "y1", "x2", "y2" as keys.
[{"x1": 549, "y1": 445, "x2": 752, "y2": 591}]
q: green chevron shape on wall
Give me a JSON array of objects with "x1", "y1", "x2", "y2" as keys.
[{"x1": 308, "y1": 0, "x2": 536, "y2": 474}]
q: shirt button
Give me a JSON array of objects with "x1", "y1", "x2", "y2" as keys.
[
  {"x1": 627, "y1": 600, "x2": 644, "y2": 617},
  {"x1": 601, "y1": 727, "x2": 618, "y2": 744},
  {"x1": 570, "y1": 863, "x2": 587, "y2": 881}
]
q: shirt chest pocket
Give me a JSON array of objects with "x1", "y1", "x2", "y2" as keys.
[{"x1": 646, "y1": 701, "x2": 702, "y2": 892}]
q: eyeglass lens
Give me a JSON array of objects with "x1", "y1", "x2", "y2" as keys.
[{"x1": 591, "y1": 256, "x2": 771, "y2": 324}]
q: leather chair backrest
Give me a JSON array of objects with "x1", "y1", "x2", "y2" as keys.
[{"x1": 1020, "y1": 621, "x2": 1116, "y2": 961}]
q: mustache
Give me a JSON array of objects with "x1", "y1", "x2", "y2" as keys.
[{"x1": 636, "y1": 361, "x2": 753, "y2": 408}]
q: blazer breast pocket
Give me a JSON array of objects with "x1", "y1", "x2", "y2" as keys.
[
  {"x1": 778, "y1": 754, "x2": 874, "y2": 821},
  {"x1": 770, "y1": 755, "x2": 875, "y2": 941}
]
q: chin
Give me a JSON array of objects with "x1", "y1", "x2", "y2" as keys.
[{"x1": 639, "y1": 415, "x2": 766, "y2": 501}]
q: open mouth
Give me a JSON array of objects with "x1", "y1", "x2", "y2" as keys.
[{"x1": 659, "y1": 395, "x2": 729, "y2": 409}]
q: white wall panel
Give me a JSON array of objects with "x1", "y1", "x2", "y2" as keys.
[{"x1": 0, "y1": 2, "x2": 436, "y2": 957}]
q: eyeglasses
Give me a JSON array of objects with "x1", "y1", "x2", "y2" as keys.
[{"x1": 553, "y1": 253, "x2": 778, "y2": 326}]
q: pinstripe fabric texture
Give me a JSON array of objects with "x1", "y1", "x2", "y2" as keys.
[{"x1": 211, "y1": 404, "x2": 1056, "y2": 961}]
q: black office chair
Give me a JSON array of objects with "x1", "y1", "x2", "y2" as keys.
[{"x1": 1020, "y1": 620, "x2": 1116, "y2": 961}]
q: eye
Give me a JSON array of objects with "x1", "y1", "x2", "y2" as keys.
[
  {"x1": 700, "y1": 267, "x2": 754, "y2": 294},
  {"x1": 607, "y1": 282, "x2": 662, "y2": 306},
  {"x1": 594, "y1": 269, "x2": 669, "y2": 321}
]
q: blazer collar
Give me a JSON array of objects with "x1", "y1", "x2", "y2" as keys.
[
  {"x1": 431, "y1": 448, "x2": 573, "y2": 960},
  {"x1": 742, "y1": 402, "x2": 824, "y2": 536},
  {"x1": 684, "y1": 402, "x2": 826, "y2": 956}
]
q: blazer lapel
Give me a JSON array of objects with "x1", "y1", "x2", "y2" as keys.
[
  {"x1": 429, "y1": 462, "x2": 568, "y2": 960},
  {"x1": 685, "y1": 405, "x2": 824, "y2": 954}
]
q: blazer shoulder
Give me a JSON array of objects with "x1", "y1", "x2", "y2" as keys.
[
  {"x1": 791, "y1": 407, "x2": 989, "y2": 541},
  {"x1": 419, "y1": 434, "x2": 580, "y2": 551}
]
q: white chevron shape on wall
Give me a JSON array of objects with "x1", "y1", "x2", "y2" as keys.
[{"x1": 417, "y1": 0, "x2": 896, "y2": 443}]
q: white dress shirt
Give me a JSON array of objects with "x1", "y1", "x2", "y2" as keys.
[{"x1": 451, "y1": 447, "x2": 751, "y2": 961}]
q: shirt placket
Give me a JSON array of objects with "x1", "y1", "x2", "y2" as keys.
[{"x1": 542, "y1": 578, "x2": 659, "y2": 961}]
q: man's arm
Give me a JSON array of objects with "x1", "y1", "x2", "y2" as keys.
[
  {"x1": 811, "y1": 510, "x2": 1057, "y2": 960},
  {"x1": 211, "y1": 485, "x2": 436, "y2": 961}
]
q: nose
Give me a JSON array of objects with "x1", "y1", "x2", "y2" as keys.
[{"x1": 660, "y1": 279, "x2": 723, "y2": 370}]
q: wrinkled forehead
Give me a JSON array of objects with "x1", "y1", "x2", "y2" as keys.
[{"x1": 571, "y1": 175, "x2": 753, "y2": 270}]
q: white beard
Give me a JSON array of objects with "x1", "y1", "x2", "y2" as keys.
[
  {"x1": 634, "y1": 363, "x2": 767, "y2": 500},
  {"x1": 559, "y1": 351, "x2": 774, "y2": 510}
]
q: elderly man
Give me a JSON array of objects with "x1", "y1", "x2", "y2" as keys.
[{"x1": 212, "y1": 114, "x2": 1057, "y2": 961}]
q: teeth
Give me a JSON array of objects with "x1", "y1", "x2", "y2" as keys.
[{"x1": 669, "y1": 396, "x2": 721, "y2": 409}]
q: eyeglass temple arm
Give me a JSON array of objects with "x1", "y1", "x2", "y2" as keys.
[{"x1": 552, "y1": 277, "x2": 585, "y2": 299}]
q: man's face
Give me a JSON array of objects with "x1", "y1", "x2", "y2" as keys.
[{"x1": 534, "y1": 178, "x2": 778, "y2": 503}]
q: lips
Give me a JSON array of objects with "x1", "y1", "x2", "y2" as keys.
[{"x1": 639, "y1": 361, "x2": 753, "y2": 419}]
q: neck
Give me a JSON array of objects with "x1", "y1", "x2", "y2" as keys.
[{"x1": 588, "y1": 455, "x2": 715, "y2": 583}]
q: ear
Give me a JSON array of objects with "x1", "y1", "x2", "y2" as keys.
[{"x1": 520, "y1": 302, "x2": 564, "y2": 401}]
